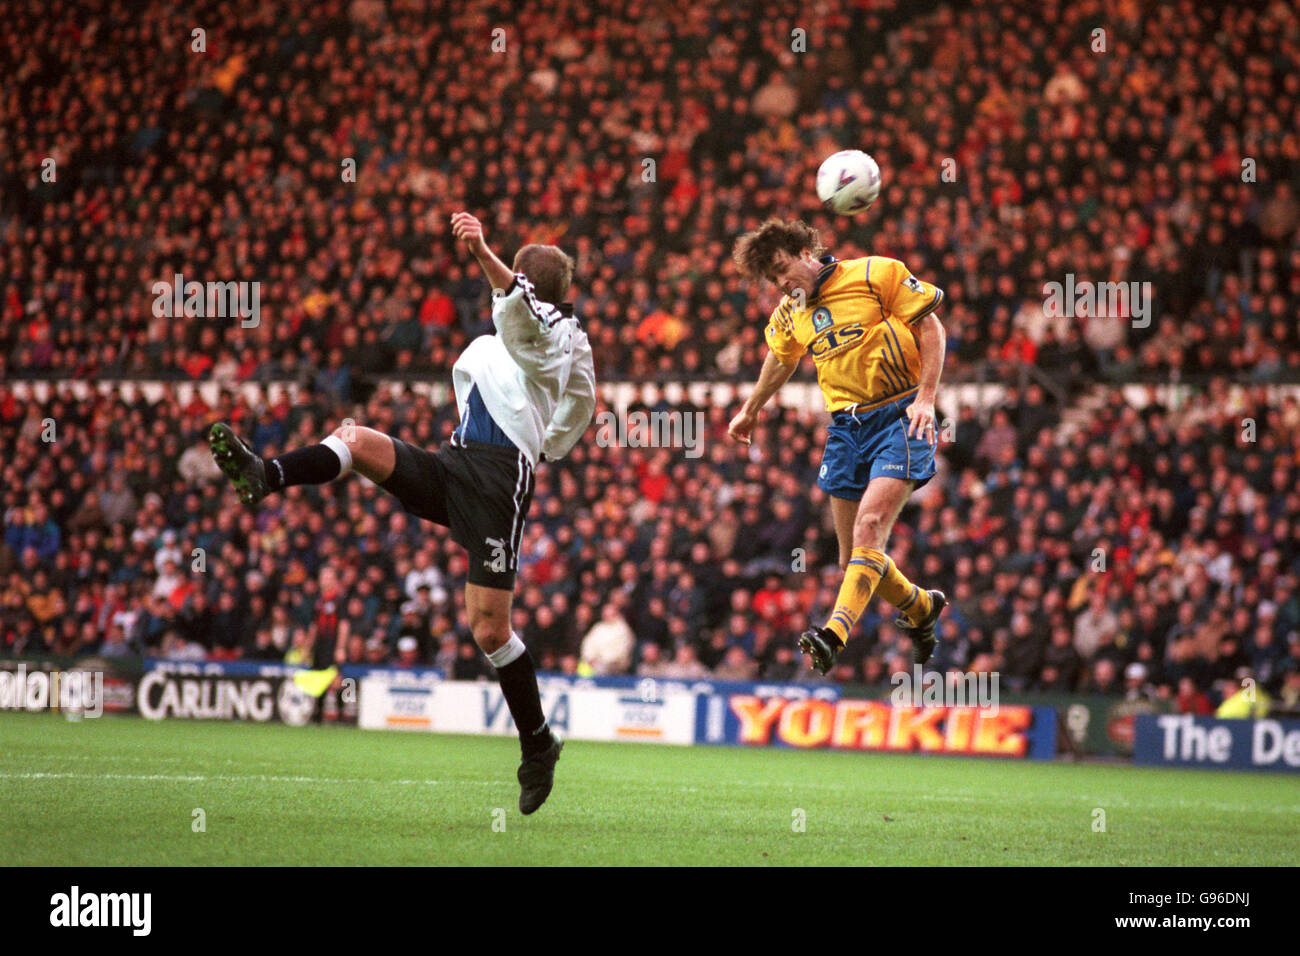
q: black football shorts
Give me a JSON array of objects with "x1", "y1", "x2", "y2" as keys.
[{"x1": 381, "y1": 438, "x2": 535, "y2": 589}]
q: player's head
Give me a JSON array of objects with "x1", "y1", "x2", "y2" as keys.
[
  {"x1": 732, "y1": 218, "x2": 825, "y2": 298},
  {"x1": 512, "y1": 244, "x2": 574, "y2": 306}
]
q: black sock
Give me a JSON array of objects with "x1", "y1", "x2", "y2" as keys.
[
  {"x1": 496, "y1": 652, "x2": 550, "y2": 756},
  {"x1": 266, "y1": 444, "x2": 342, "y2": 492}
]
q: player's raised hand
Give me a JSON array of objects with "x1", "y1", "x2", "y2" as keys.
[
  {"x1": 728, "y1": 409, "x2": 757, "y2": 445},
  {"x1": 451, "y1": 212, "x2": 487, "y2": 255},
  {"x1": 906, "y1": 398, "x2": 938, "y2": 445}
]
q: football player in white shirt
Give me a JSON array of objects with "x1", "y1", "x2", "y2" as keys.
[{"x1": 207, "y1": 212, "x2": 595, "y2": 814}]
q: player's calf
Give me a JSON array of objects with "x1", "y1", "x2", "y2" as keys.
[
  {"x1": 467, "y1": 584, "x2": 561, "y2": 813},
  {"x1": 209, "y1": 422, "x2": 402, "y2": 506},
  {"x1": 487, "y1": 633, "x2": 562, "y2": 814}
]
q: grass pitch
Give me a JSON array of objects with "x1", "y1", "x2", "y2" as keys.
[{"x1": 2, "y1": 712, "x2": 1297, "y2": 866}]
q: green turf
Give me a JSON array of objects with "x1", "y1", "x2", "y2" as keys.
[{"x1": 1, "y1": 712, "x2": 1297, "y2": 865}]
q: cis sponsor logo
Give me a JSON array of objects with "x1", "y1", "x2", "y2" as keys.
[{"x1": 809, "y1": 323, "x2": 865, "y2": 358}]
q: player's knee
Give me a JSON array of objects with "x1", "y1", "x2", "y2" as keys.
[
  {"x1": 471, "y1": 625, "x2": 510, "y2": 655},
  {"x1": 333, "y1": 424, "x2": 392, "y2": 480},
  {"x1": 331, "y1": 423, "x2": 361, "y2": 459},
  {"x1": 332, "y1": 422, "x2": 372, "y2": 449},
  {"x1": 468, "y1": 605, "x2": 510, "y2": 654}
]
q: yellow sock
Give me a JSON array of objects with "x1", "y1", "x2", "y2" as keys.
[
  {"x1": 824, "y1": 547, "x2": 889, "y2": 644},
  {"x1": 875, "y1": 555, "x2": 933, "y2": 624}
]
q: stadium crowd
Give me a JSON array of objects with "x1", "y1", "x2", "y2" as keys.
[
  {"x1": 3, "y1": 376, "x2": 1300, "y2": 710},
  {"x1": 3, "y1": 0, "x2": 1299, "y2": 388},
  {"x1": 3, "y1": 0, "x2": 1300, "y2": 708}
]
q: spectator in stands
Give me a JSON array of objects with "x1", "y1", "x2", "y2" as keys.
[
  {"x1": 659, "y1": 644, "x2": 710, "y2": 680},
  {"x1": 714, "y1": 645, "x2": 759, "y2": 682},
  {"x1": 580, "y1": 603, "x2": 636, "y2": 676},
  {"x1": 636, "y1": 642, "x2": 668, "y2": 679},
  {"x1": 1074, "y1": 592, "x2": 1119, "y2": 661},
  {"x1": 1083, "y1": 659, "x2": 1120, "y2": 697},
  {"x1": 395, "y1": 636, "x2": 420, "y2": 669},
  {"x1": 1175, "y1": 676, "x2": 1213, "y2": 716}
]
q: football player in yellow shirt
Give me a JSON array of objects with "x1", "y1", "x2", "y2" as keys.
[{"x1": 729, "y1": 218, "x2": 948, "y2": 674}]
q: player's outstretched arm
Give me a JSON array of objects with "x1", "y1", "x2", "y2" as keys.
[
  {"x1": 541, "y1": 340, "x2": 597, "y2": 462},
  {"x1": 451, "y1": 211, "x2": 514, "y2": 290},
  {"x1": 729, "y1": 349, "x2": 796, "y2": 445},
  {"x1": 906, "y1": 312, "x2": 947, "y2": 445}
]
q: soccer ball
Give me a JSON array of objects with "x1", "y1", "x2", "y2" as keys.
[{"x1": 816, "y1": 149, "x2": 882, "y2": 215}]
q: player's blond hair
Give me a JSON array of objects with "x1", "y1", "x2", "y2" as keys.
[
  {"x1": 731, "y1": 219, "x2": 825, "y2": 280},
  {"x1": 512, "y1": 244, "x2": 574, "y2": 306}
]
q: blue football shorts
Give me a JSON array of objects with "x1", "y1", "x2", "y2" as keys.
[{"x1": 817, "y1": 392, "x2": 937, "y2": 501}]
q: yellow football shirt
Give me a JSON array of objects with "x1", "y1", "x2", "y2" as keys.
[{"x1": 765, "y1": 255, "x2": 944, "y2": 413}]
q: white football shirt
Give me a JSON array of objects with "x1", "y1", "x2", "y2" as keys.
[{"x1": 451, "y1": 273, "x2": 596, "y2": 467}]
